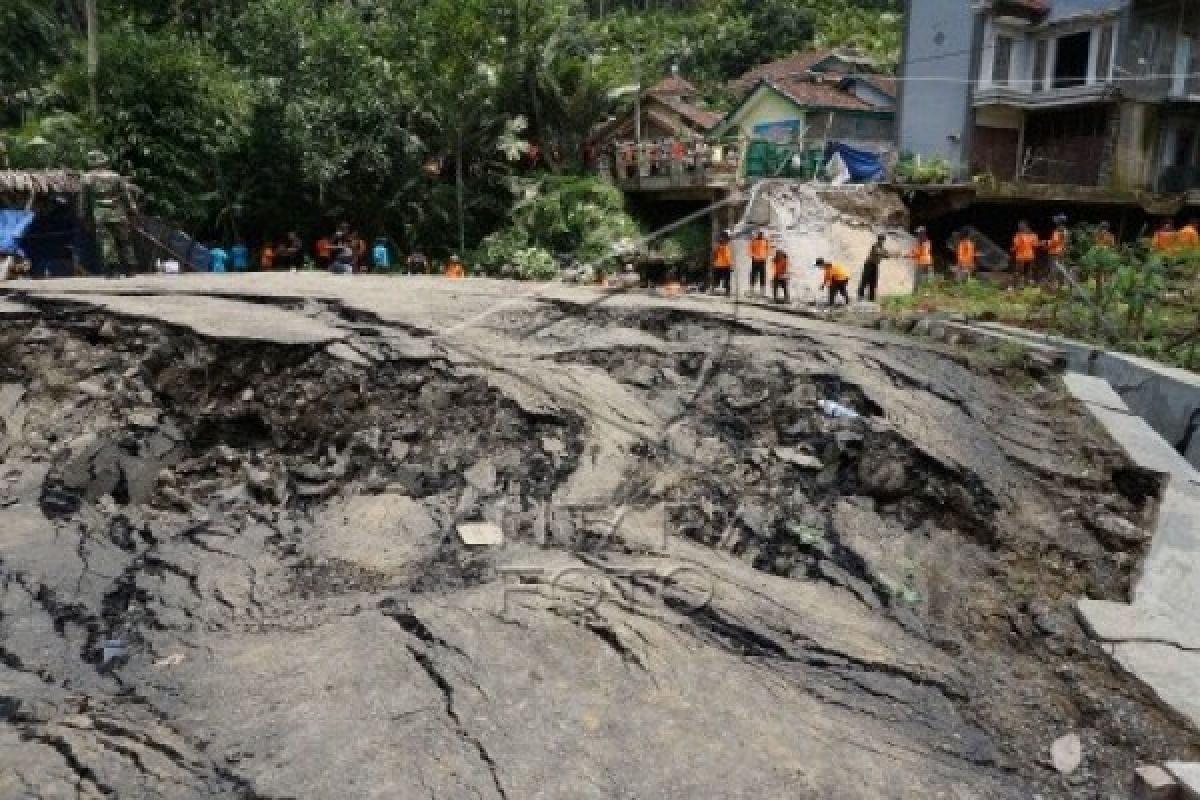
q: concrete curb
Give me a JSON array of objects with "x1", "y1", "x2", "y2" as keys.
[
  {"x1": 1064, "y1": 373, "x2": 1200, "y2": 790},
  {"x1": 975, "y1": 322, "x2": 1200, "y2": 470}
]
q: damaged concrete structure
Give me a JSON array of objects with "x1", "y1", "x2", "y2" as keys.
[{"x1": 899, "y1": 0, "x2": 1200, "y2": 197}]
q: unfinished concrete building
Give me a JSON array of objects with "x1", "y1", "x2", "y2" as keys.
[{"x1": 899, "y1": 0, "x2": 1200, "y2": 199}]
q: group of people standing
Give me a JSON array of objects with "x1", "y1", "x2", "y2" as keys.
[
  {"x1": 202, "y1": 223, "x2": 467, "y2": 278},
  {"x1": 709, "y1": 229, "x2": 892, "y2": 307}
]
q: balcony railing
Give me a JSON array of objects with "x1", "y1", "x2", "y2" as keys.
[{"x1": 602, "y1": 138, "x2": 742, "y2": 191}]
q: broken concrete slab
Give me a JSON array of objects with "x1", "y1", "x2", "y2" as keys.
[
  {"x1": 1135, "y1": 765, "x2": 1181, "y2": 800},
  {"x1": 1167, "y1": 763, "x2": 1200, "y2": 800},
  {"x1": 1063, "y1": 372, "x2": 1131, "y2": 413},
  {"x1": 28, "y1": 292, "x2": 347, "y2": 345},
  {"x1": 1088, "y1": 405, "x2": 1200, "y2": 482},
  {"x1": 1076, "y1": 599, "x2": 1200, "y2": 650}
]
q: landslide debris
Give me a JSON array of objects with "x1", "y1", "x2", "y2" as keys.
[{"x1": 0, "y1": 291, "x2": 1196, "y2": 799}]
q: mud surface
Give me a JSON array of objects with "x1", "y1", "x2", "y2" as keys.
[{"x1": 1, "y1": 278, "x2": 1197, "y2": 798}]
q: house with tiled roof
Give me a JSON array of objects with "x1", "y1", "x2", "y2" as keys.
[
  {"x1": 589, "y1": 73, "x2": 722, "y2": 149},
  {"x1": 712, "y1": 50, "x2": 896, "y2": 153}
]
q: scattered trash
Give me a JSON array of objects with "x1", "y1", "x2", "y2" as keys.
[
  {"x1": 154, "y1": 653, "x2": 186, "y2": 668},
  {"x1": 1051, "y1": 733, "x2": 1083, "y2": 775},
  {"x1": 102, "y1": 639, "x2": 128, "y2": 665},
  {"x1": 457, "y1": 522, "x2": 504, "y2": 546},
  {"x1": 819, "y1": 400, "x2": 860, "y2": 419}
]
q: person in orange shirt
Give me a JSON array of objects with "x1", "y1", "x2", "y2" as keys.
[
  {"x1": 1011, "y1": 221, "x2": 1039, "y2": 288},
  {"x1": 315, "y1": 237, "x2": 332, "y2": 270},
  {"x1": 259, "y1": 243, "x2": 275, "y2": 271},
  {"x1": 444, "y1": 254, "x2": 466, "y2": 279},
  {"x1": 771, "y1": 248, "x2": 790, "y2": 304},
  {"x1": 711, "y1": 230, "x2": 733, "y2": 296},
  {"x1": 1045, "y1": 215, "x2": 1069, "y2": 285},
  {"x1": 817, "y1": 257, "x2": 850, "y2": 307},
  {"x1": 1178, "y1": 218, "x2": 1199, "y2": 249},
  {"x1": 955, "y1": 232, "x2": 977, "y2": 281},
  {"x1": 748, "y1": 230, "x2": 770, "y2": 296},
  {"x1": 908, "y1": 227, "x2": 934, "y2": 289},
  {"x1": 1152, "y1": 221, "x2": 1177, "y2": 253}
]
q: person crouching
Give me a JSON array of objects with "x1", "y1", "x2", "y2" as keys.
[{"x1": 817, "y1": 258, "x2": 850, "y2": 307}]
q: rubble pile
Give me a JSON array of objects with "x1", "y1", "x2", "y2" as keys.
[{"x1": 0, "y1": 284, "x2": 1197, "y2": 798}]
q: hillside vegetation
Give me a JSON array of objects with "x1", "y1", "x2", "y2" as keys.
[{"x1": 0, "y1": 0, "x2": 900, "y2": 255}]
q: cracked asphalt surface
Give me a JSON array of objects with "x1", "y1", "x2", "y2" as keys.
[{"x1": 1, "y1": 275, "x2": 1198, "y2": 799}]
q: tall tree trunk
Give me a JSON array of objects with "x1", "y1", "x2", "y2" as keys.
[
  {"x1": 456, "y1": 129, "x2": 466, "y2": 255},
  {"x1": 85, "y1": 0, "x2": 99, "y2": 117}
]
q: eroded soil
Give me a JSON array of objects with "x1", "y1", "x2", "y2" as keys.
[{"x1": 0, "y1": 283, "x2": 1196, "y2": 799}]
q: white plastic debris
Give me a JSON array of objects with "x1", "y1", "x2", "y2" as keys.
[
  {"x1": 102, "y1": 639, "x2": 128, "y2": 665},
  {"x1": 818, "y1": 400, "x2": 860, "y2": 419},
  {"x1": 457, "y1": 522, "x2": 504, "y2": 547}
]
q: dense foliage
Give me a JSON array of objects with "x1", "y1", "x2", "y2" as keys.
[{"x1": 0, "y1": 0, "x2": 900, "y2": 259}]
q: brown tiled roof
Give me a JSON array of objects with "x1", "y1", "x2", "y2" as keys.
[
  {"x1": 730, "y1": 49, "x2": 879, "y2": 93},
  {"x1": 653, "y1": 95, "x2": 724, "y2": 131},
  {"x1": 767, "y1": 78, "x2": 873, "y2": 112},
  {"x1": 647, "y1": 75, "x2": 698, "y2": 97}
]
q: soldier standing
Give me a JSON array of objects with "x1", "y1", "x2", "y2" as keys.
[{"x1": 82, "y1": 151, "x2": 138, "y2": 278}]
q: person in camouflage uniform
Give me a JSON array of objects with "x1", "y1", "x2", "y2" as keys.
[{"x1": 82, "y1": 151, "x2": 138, "y2": 277}]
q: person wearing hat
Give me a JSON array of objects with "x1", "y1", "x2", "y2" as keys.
[
  {"x1": 748, "y1": 229, "x2": 770, "y2": 296},
  {"x1": 1094, "y1": 221, "x2": 1117, "y2": 249},
  {"x1": 817, "y1": 257, "x2": 850, "y2": 307},
  {"x1": 445, "y1": 254, "x2": 466, "y2": 279},
  {"x1": 860, "y1": 233, "x2": 891, "y2": 302},
  {"x1": 711, "y1": 230, "x2": 733, "y2": 296}
]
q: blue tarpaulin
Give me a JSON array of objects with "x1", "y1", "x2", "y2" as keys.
[
  {"x1": 823, "y1": 142, "x2": 886, "y2": 183},
  {"x1": 0, "y1": 210, "x2": 35, "y2": 257}
]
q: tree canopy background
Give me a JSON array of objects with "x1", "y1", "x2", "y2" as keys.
[{"x1": 0, "y1": 0, "x2": 900, "y2": 262}]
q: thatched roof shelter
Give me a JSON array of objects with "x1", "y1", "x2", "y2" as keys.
[{"x1": 0, "y1": 170, "x2": 85, "y2": 195}]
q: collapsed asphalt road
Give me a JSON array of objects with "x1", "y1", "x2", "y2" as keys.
[{"x1": 0, "y1": 276, "x2": 1197, "y2": 799}]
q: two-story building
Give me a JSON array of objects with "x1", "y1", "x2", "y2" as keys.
[{"x1": 898, "y1": 0, "x2": 1200, "y2": 194}]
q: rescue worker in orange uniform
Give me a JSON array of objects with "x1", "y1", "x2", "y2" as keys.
[
  {"x1": 1045, "y1": 215, "x2": 1069, "y2": 285},
  {"x1": 817, "y1": 257, "x2": 851, "y2": 307},
  {"x1": 1152, "y1": 221, "x2": 1177, "y2": 253},
  {"x1": 444, "y1": 254, "x2": 466, "y2": 279},
  {"x1": 259, "y1": 243, "x2": 275, "y2": 271},
  {"x1": 1178, "y1": 218, "x2": 1199, "y2": 249},
  {"x1": 711, "y1": 230, "x2": 734, "y2": 296},
  {"x1": 1012, "y1": 221, "x2": 1040, "y2": 289},
  {"x1": 771, "y1": 248, "x2": 790, "y2": 304},
  {"x1": 955, "y1": 232, "x2": 977, "y2": 281},
  {"x1": 908, "y1": 226, "x2": 934, "y2": 289},
  {"x1": 749, "y1": 230, "x2": 770, "y2": 296}
]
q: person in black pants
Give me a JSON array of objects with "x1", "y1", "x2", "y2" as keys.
[
  {"x1": 748, "y1": 230, "x2": 769, "y2": 295},
  {"x1": 817, "y1": 258, "x2": 850, "y2": 307},
  {"x1": 859, "y1": 233, "x2": 889, "y2": 302}
]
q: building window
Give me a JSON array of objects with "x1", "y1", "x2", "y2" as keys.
[
  {"x1": 1096, "y1": 26, "x2": 1114, "y2": 82},
  {"x1": 992, "y1": 35, "x2": 1014, "y2": 87},
  {"x1": 1054, "y1": 31, "x2": 1091, "y2": 89},
  {"x1": 1033, "y1": 39, "x2": 1048, "y2": 92}
]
